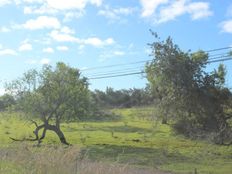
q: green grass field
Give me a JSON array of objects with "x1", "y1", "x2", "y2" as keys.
[{"x1": 0, "y1": 108, "x2": 232, "y2": 174}]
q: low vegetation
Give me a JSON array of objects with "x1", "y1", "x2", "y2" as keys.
[{"x1": 0, "y1": 109, "x2": 232, "y2": 174}]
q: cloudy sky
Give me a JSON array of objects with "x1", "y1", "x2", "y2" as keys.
[{"x1": 0, "y1": 0, "x2": 232, "y2": 91}]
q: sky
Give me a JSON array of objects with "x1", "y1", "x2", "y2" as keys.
[{"x1": 0, "y1": 0, "x2": 232, "y2": 92}]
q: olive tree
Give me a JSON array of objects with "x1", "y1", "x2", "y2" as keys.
[{"x1": 6, "y1": 62, "x2": 91, "y2": 145}]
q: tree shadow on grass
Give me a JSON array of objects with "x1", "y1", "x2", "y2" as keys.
[
  {"x1": 64, "y1": 125, "x2": 151, "y2": 134},
  {"x1": 101, "y1": 126, "x2": 151, "y2": 133},
  {"x1": 81, "y1": 144, "x2": 190, "y2": 167}
]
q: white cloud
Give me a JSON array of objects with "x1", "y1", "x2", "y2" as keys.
[
  {"x1": 6, "y1": 0, "x2": 102, "y2": 22},
  {"x1": 0, "y1": 49, "x2": 17, "y2": 56},
  {"x1": 105, "y1": 38, "x2": 114, "y2": 45},
  {"x1": 99, "y1": 50, "x2": 125, "y2": 62},
  {"x1": 188, "y1": 2, "x2": 213, "y2": 20},
  {"x1": 26, "y1": 58, "x2": 51, "y2": 65},
  {"x1": 84, "y1": 37, "x2": 103, "y2": 46},
  {"x1": 98, "y1": 6, "x2": 136, "y2": 21},
  {"x1": 140, "y1": 0, "x2": 212, "y2": 23},
  {"x1": 42, "y1": 47, "x2": 54, "y2": 53},
  {"x1": 40, "y1": 58, "x2": 50, "y2": 64},
  {"x1": 19, "y1": 43, "x2": 32, "y2": 51},
  {"x1": 78, "y1": 45, "x2": 85, "y2": 50},
  {"x1": 45, "y1": 0, "x2": 102, "y2": 10},
  {"x1": 23, "y1": 16, "x2": 61, "y2": 30},
  {"x1": 0, "y1": 0, "x2": 11, "y2": 7},
  {"x1": 23, "y1": 0, "x2": 44, "y2": 3},
  {"x1": 90, "y1": 0, "x2": 102, "y2": 7},
  {"x1": 60, "y1": 26, "x2": 75, "y2": 34},
  {"x1": 50, "y1": 30, "x2": 115, "y2": 47},
  {"x1": 4, "y1": 0, "x2": 103, "y2": 9},
  {"x1": 34, "y1": 37, "x2": 51, "y2": 45},
  {"x1": 158, "y1": 0, "x2": 186, "y2": 23},
  {"x1": 46, "y1": 0, "x2": 85, "y2": 10},
  {"x1": 220, "y1": 20, "x2": 232, "y2": 33},
  {"x1": 83, "y1": 37, "x2": 114, "y2": 47},
  {"x1": 23, "y1": 5, "x2": 84, "y2": 21},
  {"x1": 24, "y1": 5, "x2": 58, "y2": 15},
  {"x1": 113, "y1": 51, "x2": 125, "y2": 56},
  {"x1": 0, "y1": 27, "x2": 10, "y2": 32},
  {"x1": 57, "y1": 46, "x2": 69, "y2": 51},
  {"x1": 50, "y1": 30, "x2": 80, "y2": 42},
  {"x1": 63, "y1": 11, "x2": 85, "y2": 22},
  {"x1": 115, "y1": 7, "x2": 136, "y2": 15},
  {"x1": 140, "y1": 0, "x2": 169, "y2": 17},
  {"x1": 24, "y1": 6, "x2": 33, "y2": 14}
]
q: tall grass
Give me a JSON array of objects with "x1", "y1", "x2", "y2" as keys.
[{"x1": 0, "y1": 143, "x2": 169, "y2": 174}]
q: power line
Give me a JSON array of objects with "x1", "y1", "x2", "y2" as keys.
[
  {"x1": 205, "y1": 46, "x2": 232, "y2": 53},
  {"x1": 81, "y1": 47, "x2": 232, "y2": 73},
  {"x1": 208, "y1": 52, "x2": 230, "y2": 57},
  {"x1": 84, "y1": 54, "x2": 231, "y2": 78},
  {"x1": 86, "y1": 56, "x2": 232, "y2": 80},
  {"x1": 207, "y1": 56, "x2": 232, "y2": 63},
  {"x1": 208, "y1": 55, "x2": 231, "y2": 60},
  {"x1": 88, "y1": 71, "x2": 145, "y2": 80},
  {"x1": 86, "y1": 69, "x2": 144, "y2": 78},
  {"x1": 81, "y1": 59, "x2": 151, "y2": 72},
  {"x1": 81, "y1": 47, "x2": 232, "y2": 80},
  {"x1": 83, "y1": 66, "x2": 144, "y2": 77}
]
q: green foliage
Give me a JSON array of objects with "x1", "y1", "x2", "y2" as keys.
[
  {"x1": 1, "y1": 109, "x2": 232, "y2": 174},
  {"x1": 0, "y1": 94, "x2": 15, "y2": 111},
  {"x1": 146, "y1": 32, "x2": 232, "y2": 144},
  {"x1": 92, "y1": 87, "x2": 154, "y2": 108},
  {"x1": 4, "y1": 63, "x2": 97, "y2": 145},
  {"x1": 6, "y1": 62, "x2": 91, "y2": 122}
]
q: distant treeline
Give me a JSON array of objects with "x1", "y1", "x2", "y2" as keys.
[
  {"x1": 0, "y1": 94, "x2": 15, "y2": 111},
  {"x1": 0, "y1": 87, "x2": 155, "y2": 112},
  {"x1": 91, "y1": 87, "x2": 155, "y2": 108}
]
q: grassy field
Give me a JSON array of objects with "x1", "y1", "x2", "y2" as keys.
[{"x1": 0, "y1": 108, "x2": 232, "y2": 174}]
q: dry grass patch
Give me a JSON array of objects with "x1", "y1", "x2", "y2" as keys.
[{"x1": 0, "y1": 144, "x2": 171, "y2": 174}]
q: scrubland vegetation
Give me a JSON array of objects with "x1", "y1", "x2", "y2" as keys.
[
  {"x1": 0, "y1": 109, "x2": 232, "y2": 174},
  {"x1": 0, "y1": 33, "x2": 232, "y2": 174}
]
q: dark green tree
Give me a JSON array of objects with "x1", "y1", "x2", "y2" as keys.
[
  {"x1": 92, "y1": 87, "x2": 154, "y2": 108},
  {"x1": 146, "y1": 32, "x2": 232, "y2": 144},
  {"x1": 0, "y1": 94, "x2": 15, "y2": 111}
]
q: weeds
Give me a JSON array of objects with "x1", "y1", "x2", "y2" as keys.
[{"x1": 0, "y1": 144, "x2": 166, "y2": 174}]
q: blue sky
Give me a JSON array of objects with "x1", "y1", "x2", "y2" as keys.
[{"x1": 0, "y1": 0, "x2": 232, "y2": 92}]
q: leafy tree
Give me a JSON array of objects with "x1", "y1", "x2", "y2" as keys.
[
  {"x1": 6, "y1": 62, "x2": 91, "y2": 145},
  {"x1": 146, "y1": 32, "x2": 232, "y2": 144}
]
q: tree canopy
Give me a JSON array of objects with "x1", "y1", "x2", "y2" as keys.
[
  {"x1": 6, "y1": 62, "x2": 91, "y2": 145},
  {"x1": 146, "y1": 32, "x2": 232, "y2": 144}
]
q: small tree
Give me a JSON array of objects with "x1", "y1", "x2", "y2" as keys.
[{"x1": 6, "y1": 62, "x2": 91, "y2": 145}]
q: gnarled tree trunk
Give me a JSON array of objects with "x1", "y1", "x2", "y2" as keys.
[{"x1": 10, "y1": 119, "x2": 70, "y2": 146}]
